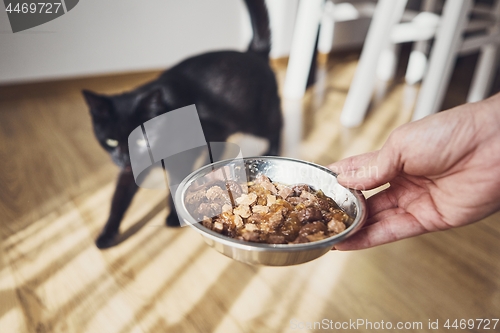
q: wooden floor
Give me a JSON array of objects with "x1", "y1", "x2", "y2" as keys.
[{"x1": 1, "y1": 51, "x2": 499, "y2": 333}]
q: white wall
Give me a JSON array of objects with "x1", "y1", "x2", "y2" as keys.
[
  {"x1": 0, "y1": 0, "x2": 250, "y2": 84},
  {"x1": 0, "y1": 0, "x2": 371, "y2": 85}
]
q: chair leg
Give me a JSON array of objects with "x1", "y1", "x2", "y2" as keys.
[
  {"x1": 405, "y1": 0, "x2": 437, "y2": 85},
  {"x1": 318, "y1": 0, "x2": 335, "y2": 55},
  {"x1": 377, "y1": 43, "x2": 400, "y2": 82},
  {"x1": 405, "y1": 49, "x2": 429, "y2": 85},
  {"x1": 340, "y1": 0, "x2": 405, "y2": 128},
  {"x1": 467, "y1": 45, "x2": 499, "y2": 102},
  {"x1": 283, "y1": 0, "x2": 324, "y2": 100},
  {"x1": 412, "y1": 0, "x2": 472, "y2": 121},
  {"x1": 467, "y1": 0, "x2": 500, "y2": 103},
  {"x1": 377, "y1": 0, "x2": 408, "y2": 82}
]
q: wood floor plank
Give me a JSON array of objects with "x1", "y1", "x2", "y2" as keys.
[{"x1": 0, "y1": 244, "x2": 29, "y2": 333}]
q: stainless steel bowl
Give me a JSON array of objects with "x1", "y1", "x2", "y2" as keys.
[{"x1": 175, "y1": 156, "x2": 367, "y2": 266}]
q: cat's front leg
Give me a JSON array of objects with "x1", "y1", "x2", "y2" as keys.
[
  {"x1": 96, "y1": 168, "x2": 139, "y2": 249},
  {"x1": 166, "y1": 194, "x2": 181, "y2": 227}
]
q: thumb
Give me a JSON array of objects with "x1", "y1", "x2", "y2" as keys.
[{"x1": 328, "y1": 146, "x2": 400, "y2": 190}]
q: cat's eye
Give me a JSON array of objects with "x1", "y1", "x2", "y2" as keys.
[
  {"x1": 136, "y1": 139, "x2": 147, "y2": 147},
  {"x1": 106, "y1": 139, "x2": 119, "y2": 147}
]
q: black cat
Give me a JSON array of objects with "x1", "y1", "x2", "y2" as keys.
[{"x1": 82, "y1": 0, "x2": 283, "y2": 249}]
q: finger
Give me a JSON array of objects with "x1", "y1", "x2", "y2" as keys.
[
  {"x1": 332, "y1": 207, "x2": 404, "y2": 251},
  {"x1": 328, "y1": 151, "x2": 380, "y2": 174},
  {"x1": 365, "y1": 188, "x2": 398, "y2": 219},
  {"x1": 331, "y1": 201, "x2": 403, "y2": 250},
  {"x1": 335, "y1": 212, "x2": 427, "y2": 250},
  {"x1": 329, "y1": 147, "x2": 400, "y2": 190}
]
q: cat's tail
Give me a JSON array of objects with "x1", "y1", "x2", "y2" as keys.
[{"x1": 243, "y1": 0, "x2": 271, "y2": 59}]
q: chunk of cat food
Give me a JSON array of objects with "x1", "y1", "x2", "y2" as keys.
[
  {"x1": 298, "y1": 221, "x2": 327, "y2": 236},
  {"x1": 233, "y1": 205, "x2": 252, "y2": 218},
  {"x1": 266, "y1": 194, "x2": 277, "y2": 206},
  {"x1": 213, "y1": 221, "x2": 224, "y2": 233},
  {"x1": 292, "y1": 184, "x2": 310, "y2": 196},
  {"x1": 232, "y1": 214, "x2": 244, "y2": 228},
  {"x1": 235, "y1": 192, "x2": 258, "y2": 206},
  {"x1": 327, "y1": 218, "x2": 346, "y2": 234},
  {"x1": 244, "y1": 223, "x2": 258, "y2": 232},
  {"x1": 202, "y1": 216, "x2": 213, "y2": 229},
  {"x1": 255, "y1": 175, "x2": 278, "y2": 194},
  {"x1": 247, "y1": 213, "x2": 265, "y2": 224},
  {"x1": 187, "y1": 175, "x2": 353, "y2": 244},
  {"x1": 296, "y1": 207, "x2": 322, "y2": 223},
  {"x1": 306, "y1": 232, "x2": 327, "y2": 243},
  {"x1": 196, "y1": 203, "x2": 214, "y2": 217},
  {"x1": 316, "y1": 196, "x2": 337, "y2": 211},
  {"x1": 279, "y1": 187, "x2": 294, "y2": 199},
  {"x1": 222, "y1": 204, "x2": 233, "y2": 213},
  {"x1": 287, "y1": 197, "x2": 307, "y2": 205},
  {"x1": 225, "y1": 180, "x2": 243, "y2": 199},
  {"x1": 252, "y1": 205, "x2": 269, "y2": 214},
  {"x1": 267, "y1": 209, "x2": 285, "y2": 228},
  {"x1": 300, "y1": 190, "x2": 317, "y2": 202},
  {"x1": 206, "y1": 186, "x2": 228, "y2": 201},
  {"x1": 186, "y1": 190, "x2": 206, "y2": 206}
]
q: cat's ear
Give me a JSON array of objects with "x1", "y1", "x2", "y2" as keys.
[
  {"x1": 137, "y1": 88, "x2": 165, "y2": 115},
  {"x1": 82, "y1": 90, "x2": 112, "y2": 118}
]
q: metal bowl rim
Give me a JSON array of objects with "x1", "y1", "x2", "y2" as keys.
[{"x1": 175, "y1": 156, "x2": 367, "y2": 252}]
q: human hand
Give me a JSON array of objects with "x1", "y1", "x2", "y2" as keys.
[{"x1": 328, "y1": 93, "x2": 500, "y2": 250}]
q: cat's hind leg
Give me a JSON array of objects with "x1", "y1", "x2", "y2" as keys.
[
  {"x1": 264, "y1": 131, "x2": 281, "y2": 156},
  {"x1": 263, "y1": 100, "x2": 283, "y2": 156}
]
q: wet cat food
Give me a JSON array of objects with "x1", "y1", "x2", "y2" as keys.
[{"x1": 185, "y1": 175, "x2": 353, "y2": 244}]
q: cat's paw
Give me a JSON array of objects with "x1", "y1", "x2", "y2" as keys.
[
  {"x1": 166, "y1": 214, "x2": 181, "y2": 227},
  {"x1": 95, "y1": 231, "x2": 118, "y2": 249}
]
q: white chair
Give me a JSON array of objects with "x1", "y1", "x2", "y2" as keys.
[
  {"x1": 405, "y1": 0, "x2": 439, "y2": 85},
  {"x1": 467, "y1": 1, "x2": 500, "y2": 102},
  {"x1": 413, "y1": 0, "x2": 500, "y2": 119},
  {"x1": 340, "y1": 0, "x2": 500, "y2": 126},
  {"x1": 282, "y1": 0, "x2": 419, "y2": 101},
  {"x1": 317, "y1": 1, "x2": 377, "y2": 56},
  {"x1": 283, "y1": 0, "x2": 380, "y2": 100}
]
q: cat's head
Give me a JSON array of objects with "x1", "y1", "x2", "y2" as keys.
[{"x1": 82, "y1": 88, "x2": 166, "y2": 168}]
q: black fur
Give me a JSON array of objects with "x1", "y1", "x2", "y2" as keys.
[{"x1": 82, "y1": 0, "x2": 282, "y2": 249}]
